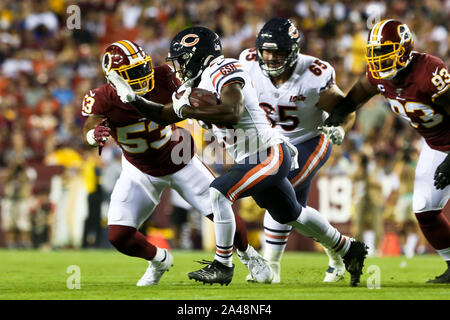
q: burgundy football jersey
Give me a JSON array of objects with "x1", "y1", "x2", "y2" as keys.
[
  {"x1": 367, "y1": 52, "x2": 450, "y2": 151},
  {"x1": 82, "y1": 64, "x2": 195, "y2": 176}
]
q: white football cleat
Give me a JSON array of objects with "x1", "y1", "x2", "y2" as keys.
[
  {"x1": 323, "y1": 246, "x2": 345, "y2": 282},
  {"x1": 238, "y1": 245, "x2": 274, "y2": 283},
  {"x1": 323, "y1": 264, "x2": 345, "y2": 282},
  {"x1": 136, "y1": 249, "x2": 173, "y2": 286}
]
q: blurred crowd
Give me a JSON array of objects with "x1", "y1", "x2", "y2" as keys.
[{"x1": 0, "y1": 0, "x2": 449, "y2": 255}]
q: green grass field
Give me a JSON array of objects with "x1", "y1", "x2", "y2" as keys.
[{"x1": 0, "y1": 249, "x2": 448, "y2": 300}]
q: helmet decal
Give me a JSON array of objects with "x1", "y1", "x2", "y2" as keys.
[
  {"x1": 102, "y1": 52, "x2": 112, "y2": 73},
  {"x1": 181, "y1": 34, "x2": 200, "y2": 47},
  {"x1": 288, "y1": 25, "x2": 299, "y2": 39}
]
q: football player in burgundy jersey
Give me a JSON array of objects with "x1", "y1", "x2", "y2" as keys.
[
  {"x1": 323, "y1": 19, "x2": 450, "y2": 283},
  {"x1": 82, "y1": 40, "x2": 265, "y2": 286}
]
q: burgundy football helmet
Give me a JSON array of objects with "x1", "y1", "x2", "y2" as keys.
[
  {"x1": 102, "y1": 40, "x2": 154, "y2": 95},
  {"x1": 366, "y1": 19, "x2": 414, "y2": 80}
]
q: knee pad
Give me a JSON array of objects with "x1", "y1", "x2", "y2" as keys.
[{"x1": 209, "y1": 187, "x2": 234, "y2": 223}]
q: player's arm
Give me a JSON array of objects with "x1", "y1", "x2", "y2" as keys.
[
  {"x1": 82, "y1": 114, "x2": 111, "y2": 149},
  {"x1": 131, "y1": 96, "x2": 181, "y2": 125},
  {"x1": 433, "y1": 88, "x2": 450, "y2": 116},
  {"x1": 324, "y1": 76, "x2": 379, "y2": 127},
  {"x1": 317, "y1": 84, "x2": 356, "y2": 134},
  {"x1": 178, "y1": 83, "x2": 245, "y2": 126},
  {"x1": 106, "y1": 70, "x2": 181, "y2": 125},
  {"x1": 431, "y1": 88, "x2": 450, "y2": 189}
]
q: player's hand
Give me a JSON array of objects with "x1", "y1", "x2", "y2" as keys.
[
  {"x1": 172, "y1": 87, "x2": 191, "y2": 118},
  {"x1": 434, "y1": 154, "x2": 450, "y2": 190},
  {"x1": 93, "y1": 119, "x2": 111, "y2": 147},
  {"x1": 107, "y1": 70, "x2": 136, "y2": 103},
  {"x1": 319, "y1": 125, "x2": 345, "y2": 145}
]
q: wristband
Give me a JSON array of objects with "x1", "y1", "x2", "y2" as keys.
[{"x1": 86, "y1": 129, "x2": 97, "y2": 146}]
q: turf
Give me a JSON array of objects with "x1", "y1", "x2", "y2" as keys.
[{"x1": 0, "y1": 249, "x2": 448, "y2": 300}]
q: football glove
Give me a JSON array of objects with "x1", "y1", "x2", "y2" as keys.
[
  {"x1": 319, "y1": 125, "x2": 345, "y2": 145},
  {"x1": 434, "y1": 154, "x2": 450, "y2": 190},
  {"x1": 107, "y1": 70, "x2": 136, "y2": 103},
  {"x1": 172, "y1": 87, "x2": 191, "y2": 118},
  {"x1": 87, "y1": 119, "x2": 111, "y2": 147}
]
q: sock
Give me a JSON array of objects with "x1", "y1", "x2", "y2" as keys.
[
  {"x1": 153, "y1": 247, "x2": 167, "y2": 263},
  {"x1": 363, "y1": 230, "x2": 376, "y2": 256},
  {"x1": 207, "y1": 212, "x2": 249, "y2": 252},
  {"x1": 436, "y1": 247, "x2": 450, "y2": 261},
  {"x1": 323, "y1": 246, "x2": 344, "y2": 268},
  {"x1": 108, "y1": 225, "x2": 156, "y2": 260},
  {"x1": 404, "y1": 233, "x2": 419, "y2": 258},
  {"x1": 262, "y1": 210, "x2": 291, "y2": 263},
  {"x1": 210, "y1": 187, "x2": 235, "y2": 267},
  {"x1": 415, "y1": 210, "x2": 450, "y2": 250},
  {"x1": 288, "y1": 206, "x2": 351, "y2": 257}
]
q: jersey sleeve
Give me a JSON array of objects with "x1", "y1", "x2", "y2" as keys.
[
  {"x1": 423, "y1": 55, "x2": 450, "y2": 102},
  {"x1": 81, "y1": 88, "x2": 109, "y2": 117},
  {"x1": 209, "y1": 59, "x2": 247, "y2": 94},
  {"x1": 306, "y1": 59, "x2": 336, "y2": 94},
  {"x1": 238, "y1": 48, "x2": 258, "y2": 71}
]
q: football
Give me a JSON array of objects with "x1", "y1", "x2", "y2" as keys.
[{"x1": 176, "y1": 88, "x2": 218, "y2": 107}]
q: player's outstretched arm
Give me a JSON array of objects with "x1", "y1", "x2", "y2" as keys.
[
  {"x1": 317, "y1": 84, "x2": 356, "y2": 145},
  {"x1": 106, "y1": 70, "x2": 181, "y2": 125},
  {"x1": 180, "y1": 83, "x2": 245, "y2": 126},
  {"x1": 323, "y1": 76, "x2": 378, "y2": 127}
]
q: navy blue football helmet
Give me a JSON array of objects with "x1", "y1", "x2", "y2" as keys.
[
  {"x1": 167, "y1": 26, "x2": 222, "y2": 84},
  {"x1": 256, "y1": 18, "x2": 300, "y2": 77}
]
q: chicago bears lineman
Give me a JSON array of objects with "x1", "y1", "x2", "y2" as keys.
[
  {"x1": 323, "y1": 19, "x2": 450, "y2": 283},
  {"x1": 238, "y1": 18, "x2": 357, "y2": 284},
  {"x1": 82, "y1": 40, "x2": 267, "y2": 286},
  {"x1": 157, "y1": 26, "x2": 368, "y2": 286}
]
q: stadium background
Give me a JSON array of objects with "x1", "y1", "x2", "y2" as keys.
[{"x1": 0, "y1": 0, "x2": 449, "y2": 256}]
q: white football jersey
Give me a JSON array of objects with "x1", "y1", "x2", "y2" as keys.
[
  {"x1": 197, "y1": 56, "x2": 284, "y2": 162},
  {"x1": 239, "y1": 48, "x2": 336, "y2": 145}
]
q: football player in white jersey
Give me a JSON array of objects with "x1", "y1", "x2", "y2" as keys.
[
  {"x1": 166, "y1": 26, "x2": 367, "y2": 287},
  {"x1": 238, "y1": 18, "x2": 356, "y2": 283},
  {"x1": 109, "y1": 26, "x2": 368, "y2": 287}
]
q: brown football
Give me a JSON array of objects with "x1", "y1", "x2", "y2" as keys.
[{"x1": 176, "y1": 88, "x2": 218, "y2": 107}]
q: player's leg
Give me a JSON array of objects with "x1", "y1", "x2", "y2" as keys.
[
  {"x1": 170, "y1": 155, "x2": 250, "y2": 253},
  {"x1": 171, "y1": 155, "x2": 266, "y2": 282},
  {"x1": 412, "y1": 144, "x2": 450, "y2": 283},
  {"x1": 107, "y1": 157, "x2": 172, "y2": 286},
  {"x1": 260, "y1": 134, "x2": 344, "y2": 283},
  {"x1": 252, "y1": 171, "x2": 368, "y2": 287},
  {"x1": 187, "y1": 145, "x2": 288, "y2": 285}
]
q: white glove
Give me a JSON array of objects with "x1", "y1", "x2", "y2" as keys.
[
  {"x1": 319, "y1": 125, "x2": 345, "y2": 145},
  {"x1": 172, "y1": 87, "x2": 191, "y2": 118},
  {"x1": 106, "y1": 71, "x2": 136, "y2": 103}
]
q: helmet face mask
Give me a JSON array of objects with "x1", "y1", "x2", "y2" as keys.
[
  {"x1": 365, "y1": 20, "x2": 413, "y2": 80},
  {"x1": 167, "y1": 27, "x2": 222, "y2": 85},
  {"x1": 256, "y1": 18, "x2": 300, "y2": 78}
]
